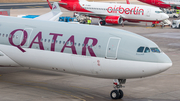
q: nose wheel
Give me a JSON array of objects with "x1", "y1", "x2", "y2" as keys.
[
  {"x1": 110, "y1": 89, "x2": 123, "y2": 99},
  {"x1": 110, "y1": 79, "x2": 126, "y2": 99}
]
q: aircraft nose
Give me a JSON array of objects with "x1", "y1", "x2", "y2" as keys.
[
  {"x1": 163, "y1": 13, "x2": 169, "y2": 19},
  {"x1": 158, "y1": 53, "x2": 172, "y2": 72}
]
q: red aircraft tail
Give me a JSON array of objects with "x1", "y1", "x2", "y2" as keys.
[
  {"x1": 126, "y1": 0, "x2": 130, "y2": 4},
  {"x1": 47, "y1": 0, "x2": 53, "y2": 9}
]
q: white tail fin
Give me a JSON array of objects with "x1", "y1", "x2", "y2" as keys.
[
  {"x1": 52, "y1": 2, "x2": 61, "y2": 12},
  {"x1": 34, "y1": 2, "x2": 62, "y2": 21}
]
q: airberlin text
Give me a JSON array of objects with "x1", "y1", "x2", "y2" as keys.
[
  {"x1": 107, "y1": 6, "x2": 144, "y2": 15},
  {"x1": 8, "y1": 29, "x2": 98, "y2": 57}
]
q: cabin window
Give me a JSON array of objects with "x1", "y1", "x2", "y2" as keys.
[
  {"x1": 41, "y1": 39, "x2": 43, "y2": 42},
  {"x1": 74, "y1": 43, "x2": 77, "y2": 46},
  {"x1": 59, "y1": 41, "x2": 61, "y2": 44},
  {"x1": 137, "y1": 46, "x2": 144, "y2": 52},
  {"x1": 71, "y1": 42, "x2": 73, "y2": 45},
  {"x1": 48, "y1": 39, "x2": 50, "y2": 43},
  {"x1": 2, "y1": 34, "x2": 4, "y2": 37},
  {"x1": 6, "y1": 34, "x2": 8, "y2": 37},
  {"x1": 44, "y1": 39, "x2": 47, "y2": 42},
  {"x1": 63, "y1": 41, "x2": 65, "y2": 44},
  {"x1": 0, "y1": 33, "x2": 1, "y2": 36},
  {"x1": 52, "y1": 40, "x2": 54, "y2": 43},
  {"x1": 78, "y1": 43, "x2": 80, "y2": 46},
  {"x1": 56, "y1": 40, "x2": 58, "y2": 43},
  {"x1": 90, "y1": 45, "x2": 93, "y2": 48}
]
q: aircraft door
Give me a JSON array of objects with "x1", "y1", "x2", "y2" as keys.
[
  {"x1": 73, "y1": 4, "x2": 77, "y2": 11},
  {"x1": 21, "y1": 28, "x2": 33, "y2": 47},
  {"x1": 105, "y1": 37, "x2": 121, "y2": 59},
  {"x1": 146, "y1": 9, "x2": 151, "y2": 17}
]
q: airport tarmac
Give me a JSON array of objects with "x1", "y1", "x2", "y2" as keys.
[{"x1": 0, "y1": 7, "x2": 180, "y2": 101}]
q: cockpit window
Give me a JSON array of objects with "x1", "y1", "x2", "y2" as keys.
[
  {"x1": 137, "y1": 47, "x2": 144, "y2": 52},
  {"x1": 155, "y1": 11, "x2": 163, "y2": 13},
  {"x1": 144, "y1": 47, "x2": 150, "y2": 53},
  {"x1": 150, "y1": 47, "x2": 161, "y2": 53}
]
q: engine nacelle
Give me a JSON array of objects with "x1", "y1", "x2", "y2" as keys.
[{"x1": 105, "y1": 16, "x2": 123, "y2": 24}]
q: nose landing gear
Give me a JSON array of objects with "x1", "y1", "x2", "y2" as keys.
[{"x1": 110, "y1": 79, "x2": 126, "y2": 99}]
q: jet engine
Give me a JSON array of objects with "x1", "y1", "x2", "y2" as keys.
[{"x1": 105, "y1": 16, "x2": 123, "y2": 24}]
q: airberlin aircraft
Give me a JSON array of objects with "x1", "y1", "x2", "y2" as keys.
[
  {"x1": 47, "y1": 0, "x2": 169, "y2": 26},
  {"x1": 0, "y1": 2, "x2": 172, "y2": 100},
  {"x1": 138, "y1": 0, "x2": 180, "y2": 9}
]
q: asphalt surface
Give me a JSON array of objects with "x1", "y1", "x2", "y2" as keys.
[{"x1": 0, "y1": 2, "x2": 180, "y2": 101}]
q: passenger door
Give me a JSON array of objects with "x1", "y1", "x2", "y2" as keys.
[
  {"x1": 105, "y1": 37, "x2": 121, "y2": 59},
  {"x1": 21, "y1": 28, "x2": 33, "y2": 47},
  {"x1": 146, "y1": 9, "x2": 151, "y2": 17},
  {"x1": 73, "y1": 4, "x2": 77, "y2": 11}
]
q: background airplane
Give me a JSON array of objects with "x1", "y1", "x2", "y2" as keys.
[
  {"x1": 0, "y1": 2, "x2": 172, "y2": 100},
  {"x1": 138, "y1": 0, "x2": 180, "y2": 9},
  {"x1": 47, "y1": 0, "x2": 169, "y2": 26}
]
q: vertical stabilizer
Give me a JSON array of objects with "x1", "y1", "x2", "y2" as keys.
[
  {"x1": 35, "y1": 2, "x2": 62, "y2": 21},
  {"x1": 47, "y1": 0, "x2": 52, "y2": 9},
  {"x1": 52, "y1": 2, "x2": 61, "y2": 12},
  {"x1": 126, "y1": 0, "x2": 130, "y2": 4}
]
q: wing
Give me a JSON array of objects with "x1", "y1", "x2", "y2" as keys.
[{"x1": 34, "y1": 2, "x2": 62, "y2": 21}]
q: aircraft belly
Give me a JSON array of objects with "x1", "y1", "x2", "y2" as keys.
[
  {"x1": 71, "y1": 55, "x2": 93, "y2": 74},
  {"x1": 0, "y1": 50, "x2": 20, "y2": 67},
  {"x1": 0, "y1": 44, "x2": 105, "y2": 77},
  {"x1": 0, "y1": 45, "x2": 74, "y2": 72},
  {"x1": 102, "y1": 59, "x2": 160, "y2": 79}
]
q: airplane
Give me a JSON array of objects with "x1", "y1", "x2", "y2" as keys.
[
  {"x1": 0, "y1": 2, "x2": 172, "y2": 100},
  {"x1": 47, "y1": 0, "x2": 169, "y2": 26},
  {"x1": 138, "y1": 0, "x2": 180, "y2": 9}
]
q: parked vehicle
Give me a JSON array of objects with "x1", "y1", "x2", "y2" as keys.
[
  {"x1": 171, "y1": 20, "x2": 180, "y2": 28},
  {"x1": 164, "y1": 9, "x2": 179, "y2": 18}
]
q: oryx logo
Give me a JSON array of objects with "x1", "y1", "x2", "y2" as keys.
[{"x1": 53, "y1": 5, "x2": 57, "y2": 10}]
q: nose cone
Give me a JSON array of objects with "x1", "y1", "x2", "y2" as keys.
[
  {"x1": 162, "y1": 13, "x2": 169, "y2": 20},
  {"x1": 158, "y1": 53, "x2": 172, "y2": 72}
]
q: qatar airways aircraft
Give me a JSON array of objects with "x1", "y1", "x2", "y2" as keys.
[
  {"x1": 47, "y1": 0, "x2": 169, "y2": 26},
  {"x1": 138, "y1": 0, "x2": 180, "y2": 9},
  {"x1": 0, "y1": 2, "x2": 172, "y2": 100}
]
